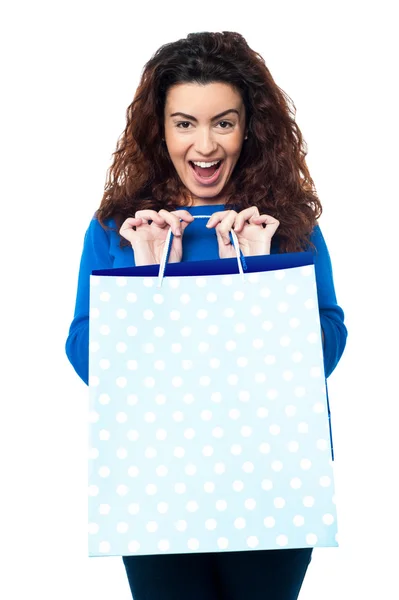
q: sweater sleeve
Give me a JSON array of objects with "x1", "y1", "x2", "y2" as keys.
[
  {"x1": 65, "y1": 218, "x2": 113, "y2": 384},
  {"x1": 310, "y1": 224, "x2": 347, "y2": 378}
]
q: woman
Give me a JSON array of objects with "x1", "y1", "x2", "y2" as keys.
[{"x1": 66, "y1": 31, "x2": 347, "y2": 600}]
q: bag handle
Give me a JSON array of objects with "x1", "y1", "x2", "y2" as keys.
[{"x1": 157, "y1": 215, "x2": 246, "y2": 287}]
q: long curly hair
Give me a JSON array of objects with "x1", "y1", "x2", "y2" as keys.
[{"x1": 97, "y1": 31, "x2": 322, "y2": 252}]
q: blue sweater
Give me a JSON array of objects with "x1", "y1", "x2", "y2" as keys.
[{"x1": 66, "y1": 204, "x2": 347, "y2": 384}]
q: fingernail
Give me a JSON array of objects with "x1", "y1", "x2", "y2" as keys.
[{"x1": 175, "y1": 227, "x2": 182, "y2": 236}]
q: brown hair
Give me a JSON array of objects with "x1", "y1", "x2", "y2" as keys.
[{"x1": 97, "y1": 31, "x2": 322, "y2": 252}]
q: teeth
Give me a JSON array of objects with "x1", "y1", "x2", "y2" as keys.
[{"x1": 192, "y1": 160, "x2": 220, "y2": 168}]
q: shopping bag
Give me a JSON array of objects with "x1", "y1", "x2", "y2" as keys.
[{"x1": 88, "y1": 225, "x2": 337, "y2": 557}]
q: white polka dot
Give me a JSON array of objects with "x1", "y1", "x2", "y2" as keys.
[
  {"x1": 274, "y1": 497, "x2": 286, "y2": 509},
  {"x1": 145, "y1": 484, "x2": 158, "y2": 496},
  {"x1": 285, "y1": 405, "x2": 297, "y2": 417},
  {"x1": 117, "y1": 522, "x2": 129, "y2": 533},
  {"x1": 117, "y1": 485, "x2": 128, "y2": 496},
  {"x1": 298, "y1": 422, "x2": 309, "y2": 433},
  {"x1": 310, "y1": 367, "x2": 322, "y2": 378},
  {"x1": 172, "y1": 376, "x2": 183, "y2": 387},
  {"x1": 89, "y1": 411, "x2": 99, "y2": 423},
  {"x1": 206, "y1": 292, "x2": 218, "y2": 303},
  {"x1": 154, "y1": 327, "x2": 165, "y2": 337},
  {"x1": 156, "y1": 465, "x2": 168, "y2": 477},
  {"x1": 269, "y1": 424, "x2": 281, "y2": 436},
  {"x1": 278, "y1": 302, "x2": 289, "y2": 313},
  {"x1": 233, "y1": 291, "x2": 245, "y2": 301},
  {"x1": 214, "y1": 462, "x2": 226, "y2": 475},
  {"x1": 223, "y1": 307, "x2": 235, "y2": 318},
  {"x1": 181, "y1": 360, "x2": 193, "y2": 370},
  {"x1": 322, "y1": 513, "x2": 335, "y2": 525},
  {"x1": 225, "y1": 340, "x2": 237, "y2": 351},
  {"x1": 143, "y1": 309, "x2": 154, "y2": 320},
  {"x1": 99, "y1": 541, "x2": 111, "y2": 553},
  {"x1": 252, "y1": 338, "x2": 264, "y2": 349},
  {"x1": 217, "y1": 537, "x2": 229, "y2": 549},
  {"x1": 240, "y1": 425, "x2": 253, "y2": 437},
  {"x1": 157, "y1": 539, "x2": 170, "y2": 551},
  {"x1": 293, "y1": 515, "x2": 305, "y2": 526},
  {"x1": 143, "y1": 278, "x2": 154, "y2": 287},
  {"x1": 211, "y1": 392, "x2": 222, "y2": 403},
  {"x1": 286, "y1": 284, "x2": 298, "y2": 294},
  {"x1": 260, "y1": 287, "x2": 271, "y2": 298},
  {"x1": 248, "y1": 273, "x2": 260, "y2": 283},
  {"x1": 174, "y1": 482, "x2": 186, "y2": 494},
  {"x1": 301, "y1": 265, "x2": 313, "y2": 276},
  {"x1": 143, "y1": 342, "x2": 154, "y2": 353},
  {"x1": 215, "y1": 499, "x2": 227, "y2": 511},
  {"x1": 267, "y1": 456, "x2": 281, "y2": 472},
  {"x1": 288, "y1": 441, "x2": 299, "y2": 452},
  {"x1": 128, "y1": 503, "x2": 140, "y2": 515},
  {"x1": 306, "y1": 533, "x2": 318, "y2": 545},
  {"x1": 89, "y1": 341, "x2": 100, "y2": 352},
  {"x1": 235, "y1": 323, "x2": 246, "y2": 334},
  {"x1": 116, "y1": 308, "x2": 127, "y2": 319},
  {"x1": 155, "y1": 394, "x2": 166, "y2": 405},
  {"x1": 255, "y1": 372, "x2": 267, "y2": 383},
  {"x1": 100, "y1": 292, "x2": 110, "y2": 302},
  {"x1": 127, "y1": 293, "x2": 137, "y2": 303},
  {"x1": 99, "y1": 429, "x2": 110, "y2": 441},
  {"x1": 144, "y1": 411, "x2": 156, "y2": 423},
  {"x1": 231, "y1": 444, "x2": 242, "y2": 456},
  {"x1": 290, "y1": 477, "x2": 302, "y2": 489},
  {"x1": 202, "y1": 445, "x2": 214, "y2": 457},
  {"x1": 227, "y1": 374, "x2": 239, "y2": 385},
  {"x1": 204, "y1": 482, "x2": 215, "y2": 493},
  {"x1": 198, "y1": 342, "x2": 210, "y2": 353},
  {"x1": 186, "y1": 501, "x2": 199, "y2": 512},
  {"x1": 99, "y1": 325, "x2": 110, "y2": 336},
  {"x1": 263, "y1": 516, "x2": 275, "y2": 528},
  {"x1": 280, "y1": 335, "x2": 291, "y2": 347},
  {"x1": 242, "y1": 461, "x2": 254, "y2": 473},
  {"x1": 196, "y1": 277, "x2": 207, "y2": 287},
  {"x1": 171, "y1": 344, "x2": 182, "y2": 354},
  {"x1": 146, "y1": 521, "x2": 158, "y2": 533},
  {"x1": 275, "y1": 270, "x2": 285, "y2": 280},
  {"x1": 300, "y1": 459, "x2": 312, "y2": 470},
  {"x1": 264, "y1": 355, "x2": 276, "y2": 365},
  {"x1": 128, "y1": 540, "x2": 140, "y2": 552},
  {"x1": 229, "y1": 408, "x2": 240, "y2": 420},
  {"x1": 250, "y1": 305, "x2": 262, "y2": 316},
  {"x1": 174, "y1": 447, "x2": 185, "y2": 458},
  {"x1": 232, "y1": 480, "x2": 244, "y2": 492},
  {"x1": 289, "y1": 318, "x2": 300, "y2": 328},
  {"x1": 173, "y1": 410, "x2": 184, "y2": 422},
  {"x1": 282, "y1": 370, "x2": 294, "y2": 381},
  {"x1": 128, "y1": 465, "x2": 139, "y2": 477},
  {"x1": 185, "y1": 464, "x2": 197, "y2": 476},
  {"x1": 116, "y1": 342, "x2": 127, "y2": 353},
  {"x1": 180, "y1": 326, "x2": 192, "y2": 337},
  {"x1": 208, "y1": 325, "x2": 219, "y2": 335},
  {"x1": 175, "y1": 520, "x2": 187, "y2": 532},
  {"x1": 212, "y1": 426, "x2": 224, "y2": 438},
  {"x1": 237, "y1": 357, "x2": 248, "y2": 367},
  {"x1": 99, "y1": 466, "x2": 110, "y2": 477},
  {"x1": 180, "y1": 293, "x2": 191, "y2": 304},
  {"x1": 168, "y1": 278, "x2": 180, "y2": 289},
  {"x1": 127, "y1": 360, "x2": 138, "y2": 370},
  {"x1": 183, "y1": 393, "x2": 195, "y2": 404},
  {"x1": 157, "y1": 502, "x2": 169, "y2": 514},
  {"x1": 276, "y1": 534, "x2": 288, "y2": 547},
  {"x1": 126, "y1": 326, "x2": 138, "y2": 337},
  {"x1": 200, "y1": 376, "x2": 211, "y2": 386},
  {"x1": 246, "y1": 536, "x2": 259, "y2": 548},
  {"x1": 196, "y1": 309, "x2": 208, "y2": 319},
  {"x1": 152, "y1": 293, "x2": 164, "y2": 305},
  {"x1": 238, "y1": 390, "x2": 250, "y2": 403},
  {"x1": 127, "y1": 430, "x2": 139, "y2": 441},
  {"x1": 303, "y1": 496, "x2": 315, "y2": 507},
  {"x1": 316, "y1": 439, "x2": 328, "y2": 451},
  {"x1": 259, "y1": 443, "x2": 271, "y2": 454},
  {"x1": 170, "y1": 310, "x2": 181, "y2": 321},
  {"x1": 154, "y1": 360, "x2": 165, "y2": 371},
  {"x1": 261, "y1": 479, "x2": 273, "y2": 491},
  {"x1": 187, "y1": 538, "x2": 200, "y2": 550},
  {"x1": 307, "y1": 332, "x2": 318, "y2": 344},
  {"x1": 294, "y1": 386, "x2": 306, "y2": 398},
  {"x1": 313, "y1": 402, "x2": 325, "y2": 413},
  {"x1": 292, "y1": 351, "x2": 303, "y2": 363},
  {"x1": 89, "y1": 448, "x2": 99, "y2": 459},
  {"x1": 145, "y1": 447, "x2": 157, "y2": 459},
  {"x1": 99, "y1": 504, "x2": 111, "y2": 515},
  {"x1": 244, "y1": 498, "x2": 257, "y2": 510},
  {"x1": 205, "y1": 519, "x2": 217, "y2": 531},
  {"x1": 304, "y1": 299, "x2": 315, "y2": 309},
  {"x1": 320, "y1": 476, "x2": 332, "y2": 487},
  {"x1": 201, "y1": 410, "x2": 213, "y2": 421},
  {"x1": 234, "y1": 517, "x2": 246, "y2": 529}
]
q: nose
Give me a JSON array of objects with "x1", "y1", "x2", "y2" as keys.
[{"x1": 193, "y1": 127, "x2": 217, "y2": 156}]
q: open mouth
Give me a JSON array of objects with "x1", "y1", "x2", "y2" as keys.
[{"x1": 189, "y1": 160, "x2": 223, "y2": 178}]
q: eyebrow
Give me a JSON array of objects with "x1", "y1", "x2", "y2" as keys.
[{"x1": 169, "y1": 109, "x2": 240, "y2": 121}]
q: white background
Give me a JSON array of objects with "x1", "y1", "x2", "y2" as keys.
[{"x1": 1, "y1": 1, "x2": 398, "y2": 598}]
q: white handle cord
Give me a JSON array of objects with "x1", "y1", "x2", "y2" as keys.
[{"x1": 157, "y1": 215, "x2": 245, "y2": 287}]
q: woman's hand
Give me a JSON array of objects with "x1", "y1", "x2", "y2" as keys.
[
  {"x1": 120, "y1": 209, "x2": 194, "y2": 266},
  {"x1": 206, "y1": 207, "x2": 279, "y2": 258}
]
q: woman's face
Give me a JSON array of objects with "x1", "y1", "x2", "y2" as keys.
[{"x1": 164, "y1": 82, "x2": 246, "y2": 206}]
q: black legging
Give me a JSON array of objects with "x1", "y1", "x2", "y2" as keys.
[{"x1": 122, "y1": 547, "x2": 312, "y2": 599}]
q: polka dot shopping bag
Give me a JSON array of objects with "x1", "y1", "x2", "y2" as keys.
[{"x1": 88, "y1": 225, "x2": 337, "y2": 557}]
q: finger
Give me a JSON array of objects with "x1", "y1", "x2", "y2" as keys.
[
  {"x1": 171, "y1": 210, "x2": 195, "y2": 224},
  {"x1": 119, "y1": 217, "x2": 143, "y2": 240},
  {"x1": 205, "y1": 210, "x2": 230, "y2": 229},
  {"x1": 158, "y1": 209, "x2": 186, "y2": 237},
  {"x1": 207, "y1": 211, "x2": 238, "y2": 245},
  {"x1": 233, "y1": 206, "x2": 260, "y2": 233},
  {"x1": 135, "y1": 210, "x2": 167, "y2": 227},
  {"x1": 251, "y1": 214, "x2": 280, "y2": 236}
]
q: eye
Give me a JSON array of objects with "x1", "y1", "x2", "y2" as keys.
[
  {"x1": 176, "y1": 121, "x2": 192, "y2": 129},
  {"x1": 217, "y1": 121, "x2": 234, "y2": 129}
]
